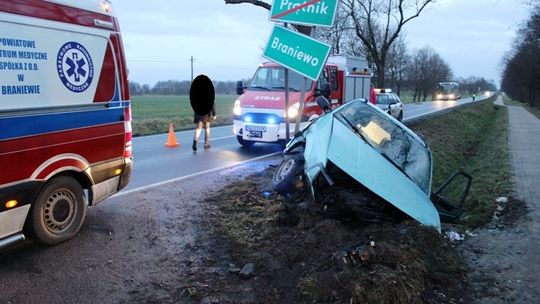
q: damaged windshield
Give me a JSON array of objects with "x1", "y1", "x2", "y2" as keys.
[{"x1": 335, "y1": 101, "x2": 432, "y2": 193}]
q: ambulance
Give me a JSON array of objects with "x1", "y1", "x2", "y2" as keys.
[
  {"x1": 0, "y1": 0, "x2": 132, "y2": 248},
  {"x1": 233, "y1": 55, "x2": 371, "y2": 147}
]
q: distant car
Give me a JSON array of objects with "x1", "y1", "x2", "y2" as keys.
[
  {"x1": 272, "y1": 99, "x2": 472, "y2": 232},
  {"x1": 375, "y1": 90, "x2": 403, "y2": 121}
]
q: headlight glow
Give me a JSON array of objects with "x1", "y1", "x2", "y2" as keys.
[
  {"x1": 244, "y1": 116, "x2": 252, "y2": 123},
  {"x1": 437, "y1": 94, "x2": 443, "y2": 99},
  {"x1": 287, "y1": 103, "x2": 300, "y2": 118},
  {"x1": 233, "y1": 99, "x2": 241, "y2": 116},
  {"x1": 268, "y1": 117, "x2": 276, "y2": 124}
]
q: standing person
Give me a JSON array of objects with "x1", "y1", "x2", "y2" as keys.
[
  {"x1": 369, "y1": 83, "x2": 377, "y2": 105},
  {"x1": 192, "y1": 104, "x2": 216, "y2": 152},
  {"x1": 189, "y1": 74, "x2": 216, "y2": 152}
]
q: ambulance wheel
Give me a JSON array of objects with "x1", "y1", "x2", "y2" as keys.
[
  {"x1": 26, "y1": 176, "x2": 87, "y2": 245},
  {"x1": 272, "y1": 157, "x2": 304, "y2": 196},
  {"x1": 237, "y1": 136, "x2": 255, "y2": 148}
]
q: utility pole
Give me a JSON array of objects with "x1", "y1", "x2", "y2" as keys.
[{"x1": 189, "y1": 56, "x2": 195, "y2": 83}]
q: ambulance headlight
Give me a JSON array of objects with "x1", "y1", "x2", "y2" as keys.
[
  {"x1": 287, "y1": 103, "x2": 300, "y2": 118},
  {"x1": 233, "y1": 99, "x2": 241, "y2": 116}
]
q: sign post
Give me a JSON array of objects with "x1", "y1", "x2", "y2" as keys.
[{"x1": 265, "y1": 0, "x2": 339, "y2": 142}]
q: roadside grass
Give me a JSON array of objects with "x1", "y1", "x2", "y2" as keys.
[
  {"x1": 131, "y1": 94, "x2": 236, "y2": 136},
  {"x1": 408, "y1": 95, "x2": 511, "y2": 228}
]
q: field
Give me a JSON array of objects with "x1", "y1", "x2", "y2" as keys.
[{"x1": 131, "y1": 94, "x2": 237, "y2": 136}]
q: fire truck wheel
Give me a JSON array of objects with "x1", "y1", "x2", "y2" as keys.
[
  {"x1": 237, "y1": 136, "x2": 255, "y2": 148},
  {"x1": 26, "y1": 176, "x2": 87, "y2": 245}
]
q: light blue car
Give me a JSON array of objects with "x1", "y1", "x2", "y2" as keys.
[{"x1": 272, "y1": 99, "x2": 471, "y2": 232}]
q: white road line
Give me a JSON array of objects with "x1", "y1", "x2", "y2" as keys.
[
  {"x1": 113, "y1": 152, "x2": 281, "y2": 197},
  {"x1": 197, "y1": 135, "x2": 235, "y2": 142},
  {"x1": 134, "y1": 125, "x2": 233, "y2": 139}
]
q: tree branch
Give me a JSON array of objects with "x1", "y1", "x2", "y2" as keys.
[{"x1": 224, "y1": 0, "x2": 271, "y2": 10}]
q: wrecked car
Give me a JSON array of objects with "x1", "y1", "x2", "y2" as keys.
[{"x1": 272, "y1": 99, "x2": 471, "y2": 232}]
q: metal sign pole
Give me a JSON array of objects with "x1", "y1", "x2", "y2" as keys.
[
  {"x1": 284, "y1": 23, "x2": 290, "y2": 143},
  {"x1": 295, "y1": 26, "x2": 312, "y2": 135},
  {"x1": 295, "y1": 76, "x2": 307, "y2": 134},
  {"x1": 285, "y1": 67, "x2": 290, "y2": 142}
]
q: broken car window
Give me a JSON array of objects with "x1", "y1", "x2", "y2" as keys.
[{"x1": 335, "y1": 102, "x2": 431, "y2": 193}]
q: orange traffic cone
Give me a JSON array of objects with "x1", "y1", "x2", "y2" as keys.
[{"x1": 164, "y1": 123, "x2": 180, "y2": 148}]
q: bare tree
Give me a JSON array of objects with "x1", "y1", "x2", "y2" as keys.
[
  {"x1": 408, "y1": 46, "x2": 452, "y2": 101},
  {"x1": 385, "y1": 35, "x2": 409, "y2": 95},
  {"x1": 224, "y1": 0, "x2": 270, "y2": 10},
  {"x1": 501, "y1": 4, "x2": 540, "y2": 107},
  {"x1": 341, "y1": 0, "x2": 434, "y2": 87},
  {"x1": 313, "y1": 7, "x2": 352, "y2": 55}
]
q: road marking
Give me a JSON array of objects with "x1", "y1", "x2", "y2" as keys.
[
  {"x1": 134, "y1": 125, "x2": 233, "y2": 140},
  {"x1": 113, "y1": 151, "x2": 281, "y2": 197},
  {"x1": 197, "y1": 135, "x2": 235, "y2": 142}
]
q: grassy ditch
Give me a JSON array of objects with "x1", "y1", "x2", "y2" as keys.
[
  {"x1": 131, "y1": 94, "x2": 236, "y2": 136},
  {"x1": 193, "y1": 95, "x2": 511, "y2": 303},
  {"x1": 408, "y1": 96, "x2": 511, "y2": 228}
]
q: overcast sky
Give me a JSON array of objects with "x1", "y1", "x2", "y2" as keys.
[{"x1": 114, "y1": 0, "x2": 529, "y2": 86}]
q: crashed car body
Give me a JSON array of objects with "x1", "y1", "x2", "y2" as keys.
[{"x1": 273, "y1": 99, "x2": 470, "y2": 232}]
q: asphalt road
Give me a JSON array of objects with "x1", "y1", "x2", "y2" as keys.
[{"x1": 124, "y1": 95, "x2": 488, "y2": 193}]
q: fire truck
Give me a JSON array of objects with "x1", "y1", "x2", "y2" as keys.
[
  {"x1": 233, "y1": 55, "x2": 371, "y2": 147},
  {"x1": 0, "y1": 0, "x2": 132, "y2": 248}
]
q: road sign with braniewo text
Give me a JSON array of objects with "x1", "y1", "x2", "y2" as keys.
[
  {"x1": 270, "y1": 0, "x2": 339, "y2": 28},
  {"x1": 263, "y1": 25, "x2": 331, "y2": 81}
]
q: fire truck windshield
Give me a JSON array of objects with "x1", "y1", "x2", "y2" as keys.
[{"x1": 249, "y1": 67, "x2": 313, "y2": 92}]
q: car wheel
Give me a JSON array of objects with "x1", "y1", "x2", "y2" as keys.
[
  {"x1": 26, "y1": 176, "x2": 87, "y2": 245},
  {"x1": 237, "y1": 136, "x2": 255, "y2": 148},
  {"x1": 272, "y1": 156, "x2": 304, "y2": 196},
  {"x1": 398, "y1": 111, "x2": 403, "y2": 121}
]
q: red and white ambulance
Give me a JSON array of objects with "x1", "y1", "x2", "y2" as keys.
[
  {"x1": 233, "y1": 55, "x2": 371, "y2": 147},
  {"x1": 0, "y1": 0, "x2": 132, "y2": 248}
]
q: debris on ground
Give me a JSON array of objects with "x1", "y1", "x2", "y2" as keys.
[{"x1": 445, "y1": 231, "x2": 465, "y2": 242}]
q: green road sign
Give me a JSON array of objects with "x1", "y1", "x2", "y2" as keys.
[
  {"x1": 270, "y1": 0, "x2": 339, "y2": 27},
  {"x1": 263, "y1": 25, "x2": 331, "y2": 81}
]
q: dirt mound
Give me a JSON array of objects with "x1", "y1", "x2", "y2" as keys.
[{"x1": 186, "y1": 169, "x2": 470, "y2": 304}]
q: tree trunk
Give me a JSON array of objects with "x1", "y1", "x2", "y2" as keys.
[{"x1": 376, "y1": 63, "x2": 385, "y2": 88}]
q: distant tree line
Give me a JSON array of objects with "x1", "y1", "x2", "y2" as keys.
[
  {"x1": 129, "y1": 80, "x2": 244, "y2": 96},
  {"x1": 501, "y1": 4, "x2": 540, "y2": 107}
]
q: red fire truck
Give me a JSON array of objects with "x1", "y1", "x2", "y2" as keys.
[
  {"x1": 233, "y1": 55, "x2": 371, "y2": 147},
  {"x1": 0, "y1": 0, "x2": 132, "y2": 248}
]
